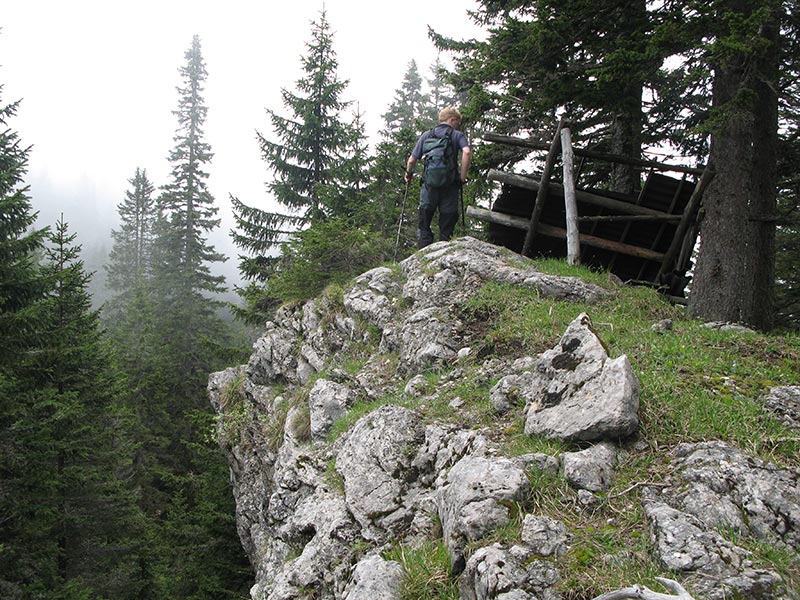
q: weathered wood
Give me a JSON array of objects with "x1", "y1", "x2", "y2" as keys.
[
  {"x1": 483, "y1": 132, "x2": 706, "y2": 176},
  {"x1": 468, "y1": 206, "x2": 666, "y2": 262},
  {"x1": 591, "y1": 577, "x2": 695, "y2": 600},
  {"x1": 488, "y1": 169, "x2": 667, "y2": 217},
  {"x1": 578, "y1": 215, "x2": 682, "y2": 223},
  {"x1": 561, "y1": 127, "x2": 580, "y2": 265},
  {"x1": 522, "y1": 120, "x2": 563, "y2": 257},
  {"x1": 656, "y1": 165, "x2": 716, "y2": 279}
]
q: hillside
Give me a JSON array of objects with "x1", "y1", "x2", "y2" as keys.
[{"x1": 208, "y1": 237, "x2": 800, "y2": 600}]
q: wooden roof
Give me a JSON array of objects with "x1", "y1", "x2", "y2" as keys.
[{"x1": 468, "y1": 129, "x2": 714, "y2": 299}]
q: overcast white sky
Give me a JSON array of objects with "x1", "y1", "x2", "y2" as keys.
[{"x1": 1, "y1": 0, "x2": 484, "y2": 284}]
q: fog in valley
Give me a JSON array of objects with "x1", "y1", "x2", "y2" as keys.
[{"x1": 4, "y1": 0, "x2": 484, "y2": 310}]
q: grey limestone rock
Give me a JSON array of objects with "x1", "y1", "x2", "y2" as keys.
[
  {"x1": 458, "y1": 542, "x2": 560, "y2": 600},
  {"x1": 762, "y1": 385, "x2": 800, "y2": 430},
  {"x1": 561, "y1": 442, "x2": 617, "y2": 492},
  {"x1": 641, "y1": 440, "x2": 800, "y2": 599},
  {"x1": 308, "y1": 378, "x2": 356, "y2": 441},
  {"x1": 520, "y1": 515, "x2": 568, "y2": 557},
  {"x1": 207, "y1": 238, "x2": 798, "y2": 600},
  {"x1": 522, "y1": 312, "x2": 640, "y2": 442},
  {"x1": 336, "y1": 405, "x2": 426, "y2": 541},
  {"x1": 437, "y1": 455, "x2": 531, "y2": 574},
  {"x1": 342, "y1": 554, "x2": 405, "y2": 600}
]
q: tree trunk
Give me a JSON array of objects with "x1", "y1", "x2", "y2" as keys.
[
  {"x1": 688, "y1": 0, "x2": 779, "y2": 330},
  {"x1": 608, "y1": 0, "x2": 646, "y2": 196}
]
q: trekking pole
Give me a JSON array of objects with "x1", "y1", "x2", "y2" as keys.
[
  {"x1": 460, "y1": 179, "x2": 467, "y2": 235},
  {"x1": 394, "y1": 178, "x2": 410, "y2": 262}
]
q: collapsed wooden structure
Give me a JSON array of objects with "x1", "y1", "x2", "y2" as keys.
[{"x1": 468, "y1": 126, "x2": 714, "y2": 300}]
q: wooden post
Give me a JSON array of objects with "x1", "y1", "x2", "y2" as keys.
[
  {"x1": 560, "y1": 126, "x2": 579, "y2": 265},
  {"x1": 656, "y1": 165, "x2": 716, "y2": 280},
  {"x1": 522, "y1": 120, "x2": 563, "y2": 257}
]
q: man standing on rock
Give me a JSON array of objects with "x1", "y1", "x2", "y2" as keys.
[{"x1": 404, "y1": 107, "x2": 471, "y2": 248}]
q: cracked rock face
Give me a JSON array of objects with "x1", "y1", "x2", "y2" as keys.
[
  {"x1": 437, "y1": 455, "x2": 531, "y2": 574},
  {"x1": 336, "y1": 405, "x2": 426, "y2": 541},
  {"x1": 208, "y1": 238, "x2": 797, "y2": 600},
  {"x1": 643, "y1": 441, "x2": 800, "y2": 599}
]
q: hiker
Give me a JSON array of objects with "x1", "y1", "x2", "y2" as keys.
[{"x1": 404, "y1": 107, "x2": 471, "y2": 248}]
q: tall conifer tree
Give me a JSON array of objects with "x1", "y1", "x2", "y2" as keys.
[
  {"x1": 23, "y1": 219, "x2": 143, "y2": 598},
  {"x1": 232, "y1": 9, "x2": 372, "y2": 319},
  {"x1": 2, "y1": 214, "x2": 143, "y2": 598},
  {"x1": 152, "y1": 34, "x2": 227, "y2": 381},
  {"x1": 0, "y1": 80, "x2": 50, "y2": 600},
  {"x1": 141, "y1": 35, "x2": 250, "y2": 598},
  {"x1": 107, "y1": 168, "x2": 157, "y2": 292}
]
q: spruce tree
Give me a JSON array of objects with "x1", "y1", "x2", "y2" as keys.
[
  {"x1": 2, "y1": 217, "x2": 143, "y2": 599},
  {"x1": 30, "y1": 219, "x2": 143, "y2": 598},
  {"x1": 232, "y1": 9, "x2": 375, "y2": 318},
  {"x1": 104, "y1": 168, "x2": 159, "y2": 370},
  {"x1": 140, "y1": 35, "x2": 251, "y2": 598},
  {"x1": 432, "y1": 0, "x2": 653, "y2": 191},
  {"x1": 679, "y1": 0, "x2": 785, "y2": 330},
  {"x1": 0, "y1": 88, "x2": 48, "y2": 369},
  {"x1": 152, "y1": 34, "x2": 227, "y2": 379},
  {"x1": 0, "y1": 82, "x2": 50, "y2": 600},
  {"x1": 382, "y1": 60, "x2": 429, "y2": 133},
  {"x1": 258, "y1": 9, "x2": 354, "y2": 223},
  {"x1": 107, "y1": 168, "x2": 157, "y2": 292}
]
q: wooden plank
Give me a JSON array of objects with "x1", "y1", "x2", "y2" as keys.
[
  {"x1": 561, "y1": 127, "x2": 580, "y2": 265},
  {"x1": 483, "y1": 132, "x2": 705, "y2": 176},
  {"x1": 467, "y1": 206, "x2": 667, "y2": 262},
  {"x1": 577, "y1": 214, "x2": 682, "y2": 223},
  {"x1": 522, "y1": 121, "x2": 563, "y2": 257},
  {"x1": 488, "y1": 169, "x2": 667, "y2": 217}
]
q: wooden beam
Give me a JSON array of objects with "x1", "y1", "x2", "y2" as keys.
[
  {"x1": 522, "y1": 120, "x2": 563, "y2": 257},
  {"x1": 577, "y1": 214, "x2": 682, "y2": 223},
  {"x1": 656, "y1": 165, "x2": 716, "y2": 279},
  {"x1": 467, "y1": 206, "x2": 667, "y2": 262},
  {"x1": 483, "y1": 132, "x2": 706, "y2": 176},
  {"x1": 488, "y1": 169, "x2": 667, "y2": 217}
]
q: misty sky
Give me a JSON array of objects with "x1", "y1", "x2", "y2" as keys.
[{"x1": 1, "y1": 1, "x2": 483, "y2": 291}]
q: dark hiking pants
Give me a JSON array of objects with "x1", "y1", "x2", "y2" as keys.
[{"x1": 417, "y1": 183, "x2": 459, "y2": 248}]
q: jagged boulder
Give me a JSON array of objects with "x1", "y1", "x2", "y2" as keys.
[
  {"x1": 308, "y1": 378, "x2": 356, "y2": 441},
  {"x1": 336, "y1": 405, "x2": 427, "y2": 541},
  {"x1": 761, "y1": 385, "x2": 800, "y2": 431},
  {"x1": 458, "y1": 543, "x2": 560, "y2": 600},
  {"x1": 247, "y1": 319, "x2": 302, "y2": 385},
  {"x1": 650, "y1": 441, "x2": 800, "y2": 551},
  {"x1": 643, "y1": 501, "x2": 786, "y2": 600},
  {"x1": 342, "y1": 554, "x2": 405, "y2": 600},
  {"x1": 642, "y1": 441, "x2": 800, "y2": 599},
  {"x1": 561, "y1": 442, "x2": 617, "y2": 492},
  {"x1": 342, "y1": 266, "x2": 404, "y2": 330},
  {"x1": 519, "y1": 312, "x2": 640, "y2": 441},
  {"x1": 437, "y1": 455, "x2": 531, "y2": 574}
]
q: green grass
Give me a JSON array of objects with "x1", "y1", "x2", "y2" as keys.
[
  {"x1": 217, "y1": 370, "x2": 250, "y2": 448},
  {"x1": 383, "y1": 540, "x2": 460, "y2": 600}
]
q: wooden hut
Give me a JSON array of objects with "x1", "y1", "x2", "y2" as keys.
[{"x1": 468, "y1": 127, "x2": 714, "y2": 301}]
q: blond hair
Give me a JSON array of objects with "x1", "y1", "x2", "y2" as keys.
[{"x1": 438, "y1": 107, "x2": 462, "y2": 123}]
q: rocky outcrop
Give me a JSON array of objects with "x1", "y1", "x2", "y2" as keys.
[{"x1": 208, "y1": 238, "x2": 800, "y2": 600}]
